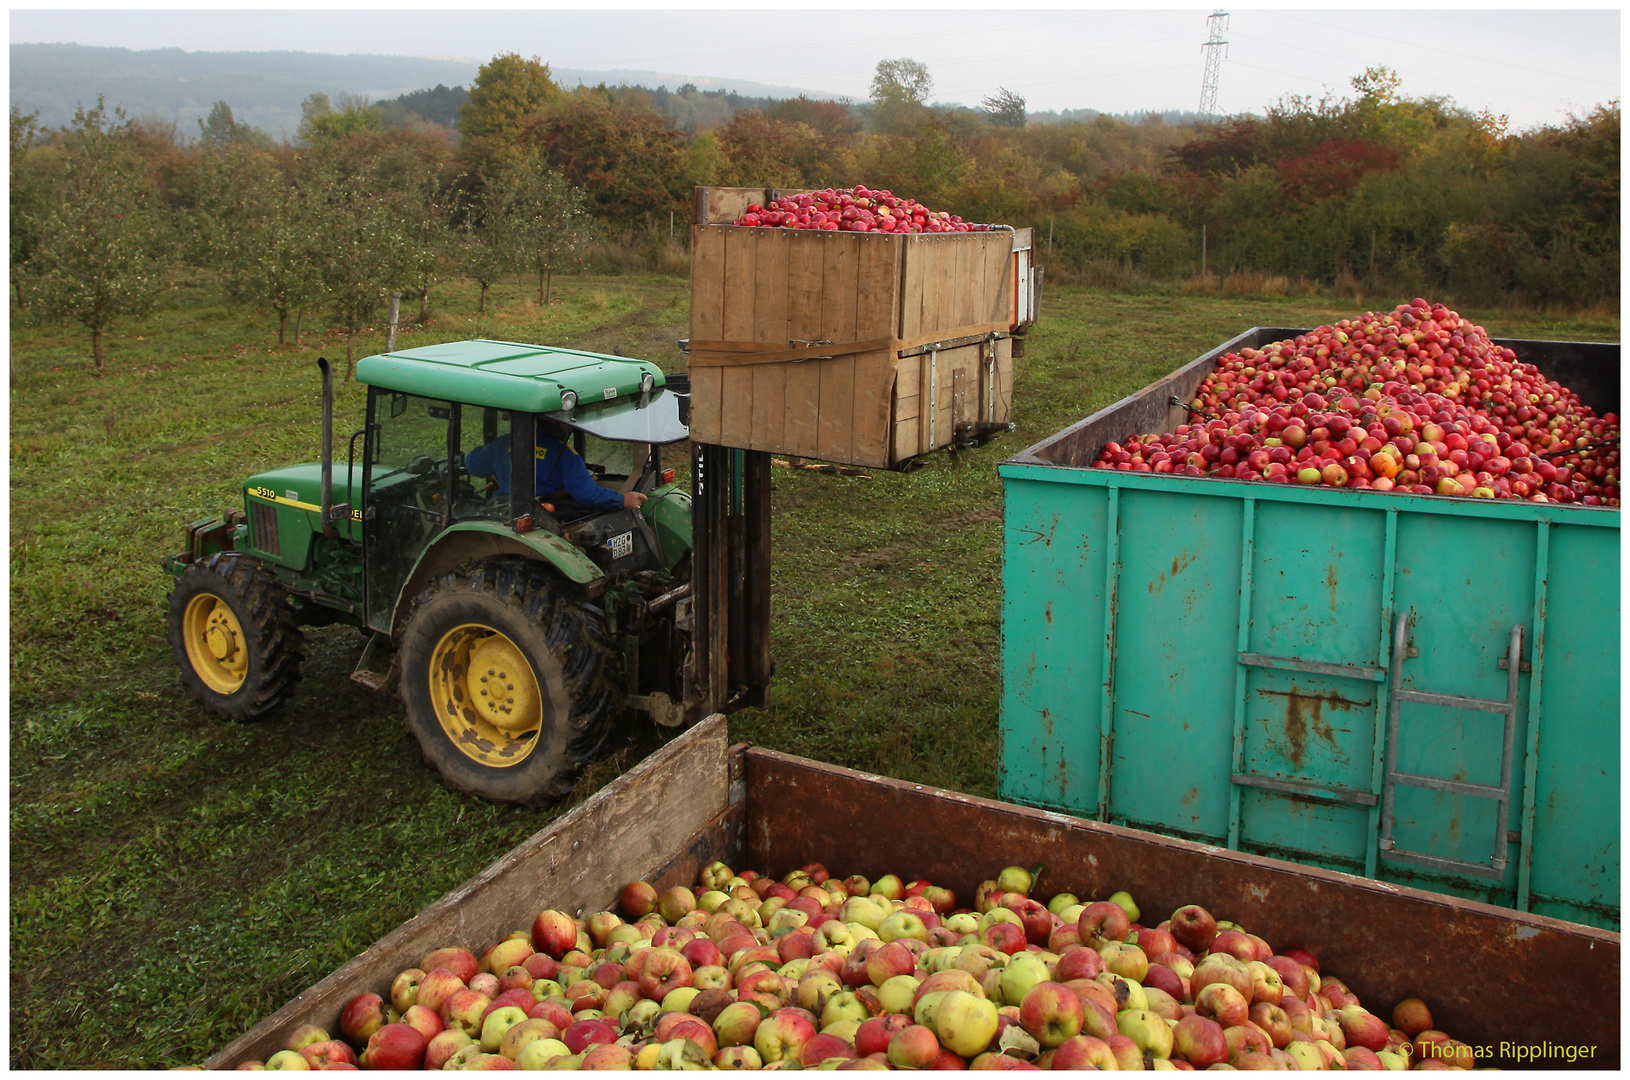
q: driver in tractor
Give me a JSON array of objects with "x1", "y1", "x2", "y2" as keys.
[{"x1": 464, "y1": 419, "x2": 648, "y2": 517}]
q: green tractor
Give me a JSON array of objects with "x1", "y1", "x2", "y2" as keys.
[{"x1": 162, "y1": 339, "x2": 716, "y2": 805}]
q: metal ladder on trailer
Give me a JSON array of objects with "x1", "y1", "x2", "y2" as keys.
[{"x1": 1378, "y1": 611, "x2": 1524, "y2": 881}]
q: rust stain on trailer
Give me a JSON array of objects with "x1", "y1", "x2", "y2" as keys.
[{"x1": 1257, "y1": 686, "x2": 1368, "y2": 769}]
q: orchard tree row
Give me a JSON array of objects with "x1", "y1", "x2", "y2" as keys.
[{"x1": 8, "y1": 54, "x2": 1619, "y2": 368}]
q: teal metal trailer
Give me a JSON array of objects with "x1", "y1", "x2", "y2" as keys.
[{"x1": 998, "y1": 328, "x2": 1619, "y2": 930}]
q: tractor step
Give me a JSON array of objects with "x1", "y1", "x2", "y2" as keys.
[{"x1": 350, "y1": 635, "x2": 397, "y2": 693}]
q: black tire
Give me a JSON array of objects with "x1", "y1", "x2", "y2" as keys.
[
  {"x1": 167, "y1": 552, "x2": 304, "y2": 719},
  {"x1": 397, "y1": 559, "x2": 618, "y2": 806}
]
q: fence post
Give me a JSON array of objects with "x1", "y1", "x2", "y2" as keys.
[
  {"x1": 1048, "y1": 219, "x2": 1053, "y2": 254},
  {"x1": 386, "y1": 294, "x2": 401, "y2": 352}
]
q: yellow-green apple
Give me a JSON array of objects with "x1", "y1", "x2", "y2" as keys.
[
  {"x1": 821, "y1": 989, "x2": 871, "y2": 1029},
  {"x1": 879, "y1": 910, "x2": 930, "y2": 944},
  {"x1": 712, "y1": 1045, "x2": 763, "y2": 1070},
  {"x1": 512, "y1": 1037, "x2": 571, "y2": 1069},
  {"x1": 877, "y1": 974, "x2": 922, "y2": 1014},
  {"x1": 284, "y1": 1025, "x2": 329, "y2": 1053},
  {"x1": 935, "y1": 991, "x2": 1000, "y2": 1058},
  {"x1": 1283, "y1": 1038, "x2": 1325, "y2": 1071},
  {"x1": 1093, "y1": 972, "x2": 1146, "y2": 1012},
  {"x1": 479, "y1": 1006, "x2": 530, "y2": 1053},
  {"x1": 496, "y1": 1018, "x2": 560, "y2": 1062},
  {"x1": 1117, "y1": 1008, "x2": 1173, "y2": 1060},
  {"x1": 998, "y1": 950, "x2": 1050, "y2": 1006},
  {"x1": 1046, "y1": 893, "x2": 1081, "y2": 917},
  {"x1": 712, "y1": 1000, "x2": 765, "y2": 1048},
  {"x1": 1098, "y1": 941, "x2": 1149, "y2": 981},
  {"x1": 482, "y1": 937, "x2": 534, "y2": 976},
  {"x1": 872, "y1": 875, "x2": 906, "y2": 902},
  {"x1": 1141, "y1": 987, "x2": 1182, "y2": 1022},
  {"x1": 658, "y1": 886, "x2": 697, "y2": 925},
  {"x1": 798, "y1": 968, "x2": 843, "y2": 1014},
  {"x1": 994, "y1": 866, "x2": 1034, "y2": 897},
  {"x1": 262, "y1": 1050, "x2": 309, "y2": 1070}
]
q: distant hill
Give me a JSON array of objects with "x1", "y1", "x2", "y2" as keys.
[{"x1": 10, "y1": 43, "x2": 847, "y2": 141}]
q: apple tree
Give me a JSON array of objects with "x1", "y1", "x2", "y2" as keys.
[{"x1": 20, "y1": 97, "x2": 166, "y2": 368}]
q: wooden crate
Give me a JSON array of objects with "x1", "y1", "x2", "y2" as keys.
[
  {"x1": 203, "y1": 713, "x2": 1620, "y2": 1070},
  {"x1": 687, "y1": 188, "x2": 1020, "y2": 469}
]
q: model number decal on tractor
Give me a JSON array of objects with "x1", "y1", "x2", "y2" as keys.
[
  {"x1": 608, "y1": 531, "x2": 634, "y2": 560},
  {"x1": 251, "y1": 486, "x2": 276, "y2": 501}
]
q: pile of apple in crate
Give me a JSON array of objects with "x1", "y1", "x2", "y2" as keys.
[
  {"x1": 232, "y1": 861, "x2": 1474, "y2": 1070},
  {"x1": 1096, "y1": 297, "x2": 1618, "y2": 505}
]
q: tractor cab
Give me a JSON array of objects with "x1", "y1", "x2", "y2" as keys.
[{"x1": 351, "y1": 339, "x2": 693, "y2": 637}]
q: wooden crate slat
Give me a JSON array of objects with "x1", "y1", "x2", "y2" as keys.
[
  {"x1": 816, "y1": 237, "x2": 860, "y2": 463},
  {"x1": 687, "y1": 226, "x2": 727, "y2": 443},
  {"x1": 718, "y1": 228, "x2": 760, "y2": 450},
  {"x1": 782, "y1": 232, "x2": 826, "y2": 458},
  {"x1": 852, "y1": 235, "x2": 902, "y2": 467},
  {"x1": 750, "y1": 230, "x2": 790, "y2": 452}
]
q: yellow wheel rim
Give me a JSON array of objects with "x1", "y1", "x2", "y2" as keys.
[
  {"x1": 429, "y1": 623, "x2": 542, "y2": 768},
  {"x1": 183, "y1": 593, "x2": 249, "y2": 695}
]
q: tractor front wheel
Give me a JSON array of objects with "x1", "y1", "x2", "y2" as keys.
[
  {"x1": 398, "y1": 559, "x2": 617, "y2": 806},
  {"x1": 168, "y1": 553, "x2": 304, "y2": 719}
]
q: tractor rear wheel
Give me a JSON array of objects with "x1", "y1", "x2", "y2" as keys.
[
  {"x1": 168, "y1": 552, "x2": 304, "y2": 719},
  {"x1": 397, "y1": 559, "x2": 618, "y2": 806}
]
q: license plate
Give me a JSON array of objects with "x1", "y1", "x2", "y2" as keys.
[{"x1": 608, "y1": 531, "x2": 634, "y2": 560}]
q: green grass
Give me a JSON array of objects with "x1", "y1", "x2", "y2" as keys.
[{"x1": 9, "y1": 271, "x2": 1617, "y2": 1068}]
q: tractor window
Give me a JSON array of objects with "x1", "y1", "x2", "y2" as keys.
[
  {"x1": 454, "y1": 407, "x2": 513, "y2": 521},
  {"x1": 364, "y1": 392, "x2": 454, "y2": 632},
  {"x1": 581, "y1": 434, "x2": 647, "y2": 487}
]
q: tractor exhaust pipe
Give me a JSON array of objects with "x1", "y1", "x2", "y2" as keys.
[{"x1": 318, "y1": 357, "x2": 337, "y2": 540}]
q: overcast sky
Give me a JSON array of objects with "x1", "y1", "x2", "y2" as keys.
[{"x1": 10, "y1": 6, "x2": 1621, "y2": 130}]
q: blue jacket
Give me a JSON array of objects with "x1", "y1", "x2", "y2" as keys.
[{"x1": 463, "y1": 433, "x2": 625, "y2": 513}]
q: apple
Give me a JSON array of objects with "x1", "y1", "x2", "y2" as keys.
[
  {"x1": 530, "y1": 911, "x2": 579, "y2": 959},
  {"x1": 359, "y1": 1023, "x2": 428, "y2": 1070},
  {"x1": 1172, "y1": 1012, "x2": 1229, "y2": 1067},
  {"x1": 887, "y1": 1023, "x2": 941, "y2": 1068},
  {"x1": 262, "y1": 1050, "x2": 310, "y2": 1070},
  {"x1": 1391, "y1": 997, "x2": 1432, "y2": 1036},
  {"x1": 338, "y1": 993, "x2": 386, "y2": 1045},
  {"x1": 1076, "y1": 901, "x2": 1131, "y2": 944},
  {"x1": 1019, "y1": 981, "x2": 1085, "y2": 1047},
  {"x1": 752, "y1": 1007, "x2": 817, "y2": 1064},
  {"x1": 935, "y1": 990, "x2": 1000, "y2": 1059},
  {"x1": 1168, "y1": 905, "x2": 1217, "y2": 952},
  {"x1": 1194, "y1": 981, "x2": 1249, "y2": 1027},
  {"x1": 295, "y1": 1041, "x2": 355, "y2": 1070},
  {"x1": 511, "y1": 1036, "x2": 572, "y2": 1070}
]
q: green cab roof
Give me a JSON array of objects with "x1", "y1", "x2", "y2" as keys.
[{"x1": 354, "y1": 339, "x2": 666, "y2": 413}]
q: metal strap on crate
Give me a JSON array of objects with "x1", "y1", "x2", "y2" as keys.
[{"x1": 1378, "y1": 612, "x2": 1523, "y2": 881}]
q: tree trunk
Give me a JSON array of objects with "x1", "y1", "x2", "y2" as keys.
[
  {"x1": 14, "y1": 279, "x2": 22, "y2": 308},
  {"x1": 538, "y1": 267, "x2": 546, "y2": 305},
  {"x1": 544, "y1": 267, "x2": 553, "y2": 306},
  {"x1": 92, "y1": 327, "x2": 105, "y2": 369},
  {"x1": 419, "y1": 288, "x2": 429, "y2": 323},
  {"x1": 344, "y1": 331, "x2": 355, "y2": 383},
  {"x1": 278, "y1": 307, "x2": 289, "y2": 345},
  {"x1": 295, "y1": 308, "x2": 305, "y2": 346},
  {"x1": 479, "y1": 283, "x2": 488, "y2": 314},
  {"x1": 386, "y1": 294, "x2": 401, "y2": 353}
]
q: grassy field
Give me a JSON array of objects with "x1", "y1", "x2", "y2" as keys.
[{"x1": 9, "y1": 269, "x2": 1618, "y2": 1068}]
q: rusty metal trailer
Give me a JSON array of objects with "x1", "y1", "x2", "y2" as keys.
[{"x1": 204, "y1": 715, "x2": 1618, "y2": 1070}]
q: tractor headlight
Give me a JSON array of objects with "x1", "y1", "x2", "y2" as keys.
[
  {"x1": 640, "y1": 371, "x2": 655, "y2": 394},
  {"x1": 559, "y1": 390, "x2": 577, "y2": 412}
]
